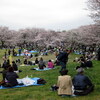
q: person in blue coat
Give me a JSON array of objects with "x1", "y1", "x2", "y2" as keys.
[{"x1": 72, "y1": 67, "x2": 94, "y2": 96}]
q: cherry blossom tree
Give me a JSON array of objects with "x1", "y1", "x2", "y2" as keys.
[
  {"x1": 0, "y1": 26, "x2": 11, "y2": 48},
  {"x1": 87, "y1": 0, "x2": 100, "y2": 24}
]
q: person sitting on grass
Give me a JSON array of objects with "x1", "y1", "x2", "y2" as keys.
[
  {"x1": 38, "y1": 57, "x2": 46, "y2": 69},
  {"x1": 47, "y1": 60, "x2": 54, "y2": 69},
  {"x1": 12, "y1": 61, "x2": 18, "y2": 71},
  {"x1": 72, "y1": 67, "x2": 94, "y2": 96},
  {"x1": 79, "y1": 57, "x2": 87, "y2": 68},
  {"x1": 35, "y1": 58, "x2": 39, "y2": 65},
  {"x1": 12, "y1": 61, "x2": 22, "y2": 73},
  {"x1": 2, "y1": 59, "x2": 10, "y2": 81},
  {"x1": 23, "y1": 58, "x2": 28, "y2": 65},
  {"x1": 3, "y1": 67, "x2": 19, "y2": 87},
  {"x1": 85, "y1": 58, "x2": 93, "y2": 68},
  {"x1": 57, "y1": 69, "x2": 73, "y2": 97}
]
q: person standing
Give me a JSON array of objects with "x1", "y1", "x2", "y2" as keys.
[
  {"x1": 8, "y1": 49, "x2": 11, "y2": 55},
  {"x1": 18, "y1": 48, "x2": 22, "y2": 56},
  {"x1": 97, "y1": 48, "x2": 100, "y2": 61},
  {"x1": 57, "y1": 49, "x2": 69, "y2": 71}
]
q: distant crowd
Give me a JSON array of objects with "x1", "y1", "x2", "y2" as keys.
[{"x1": 0, "y1": 45, "x2": 100, "y2": 97}]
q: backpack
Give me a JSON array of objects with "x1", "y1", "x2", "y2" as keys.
[{"x1": 37, "y1": 78, "x2": 46, "y2": 84}]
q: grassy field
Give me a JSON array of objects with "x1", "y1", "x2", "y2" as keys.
[{"x1": 0, "y1": 49, "x2": 100, "y2": 100}]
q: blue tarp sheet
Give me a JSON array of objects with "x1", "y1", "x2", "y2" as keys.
[
  {"x1": 0, "y1": 77, "x2": 42, "y2": 89},
  {"x1": 33, "y1": 68, "x2": 54, "y2": 71}
]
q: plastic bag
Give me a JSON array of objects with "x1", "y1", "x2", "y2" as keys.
[{"x1": 17, "y1": 76, "x2": 35, "y2": 86}]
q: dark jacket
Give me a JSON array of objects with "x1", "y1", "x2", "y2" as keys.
[
  {"x1": 38, "y1": 60, "x2": 45, "y2": 69},
  {"x1": 2, "y1": 61, "x2": 8, "y2": 70},
  {"x1": 85, "y1": 60, "x2": 93, "y2": 67},
  {"x1": 57, "y1": 52, "x2": 68, "y2": 62},
  {"x1": 97, "y1": 48, "x2": 100, "y2": 60},
  {"x1": 6, "y1": 72, "x2": 19, "y2": 86},
  {"x1": 72, "y1": 74, "x2": 93, "y2": 90},
  {"x1": 12, "y1": 63, "x2": 18, "y2": 71}
]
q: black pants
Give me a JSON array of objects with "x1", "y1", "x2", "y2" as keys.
[
  {"x1": 2, "y1": 70, "x2": 8, "y2": 81},
  {"x1": 74, "y1": 85, "x2": 94, "y2": 96},
  {"x1": 60, "y1": 61, "x2": 67, "y2": 71}
]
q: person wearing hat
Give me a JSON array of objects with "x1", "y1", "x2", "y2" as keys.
[
  {"x1": 72, "y1": 67, "x2": 94, "y2": 96},
  {"x1": 57, "y1": 69, "x2": 73, "y2": 97}
]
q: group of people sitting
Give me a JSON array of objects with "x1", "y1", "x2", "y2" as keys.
[
  {"x1": 0, "y1": 47, "x2": 95, "y2": 97},
  {"x1": 0, "y1": 59, "x2": 19, "y2": 87},
  {"x1": 50, "y1": 48, "x2": 94, "y2": 97},
  {"x1": 23, "y1": 57, "x2": 54, "y2": 69},
  {"x1": 0, "y1": 56, "x2": 55, "y2": 87},
  {"x1": 35, "y1": 57, "x2": 54, "y2": 69},
  {"x1": 74, "y1": 55, "x2": 93, "y2": 68},
  {"x1": 52, "y1": 67, "x2": 94, "y2": 97}
]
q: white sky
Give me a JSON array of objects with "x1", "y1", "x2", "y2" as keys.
[{"x1": 0, "y1": 0, "x2": 93, "y2": 31}]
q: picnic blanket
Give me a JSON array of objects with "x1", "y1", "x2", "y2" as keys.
[
  {"x1": 20, "y1": 64, "x2": 29, "y2": 66},
  {"x1": 17, "y1": 51, "x2": 38, "y2": 56},
  {"x1": 29, "y1": 51, "x2": 38, "y2": 53},
  {"x1": 0, "y1": 77, "x2": 42, "y2": 89},
  {"x1": 74, "y1": 51, "x2": 83, "y2": 54},
  {"x1": 17, "y1": 53, "x2": 31, "y2": 56},
  {"x1": 31, "y1": 67, "x2": 54, "y2": 71}
]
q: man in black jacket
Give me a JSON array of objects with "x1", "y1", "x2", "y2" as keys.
[
  {"x1": 5, "y1": 67, "x2": 19, "y2": 87},
  {"x1": 57, "y1": 49, "x2": 69, "y2": 71}
]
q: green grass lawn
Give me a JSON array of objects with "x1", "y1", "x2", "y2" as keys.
[{"x1": 0, "y1": 49, "x2": 100, "y2": 100}]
